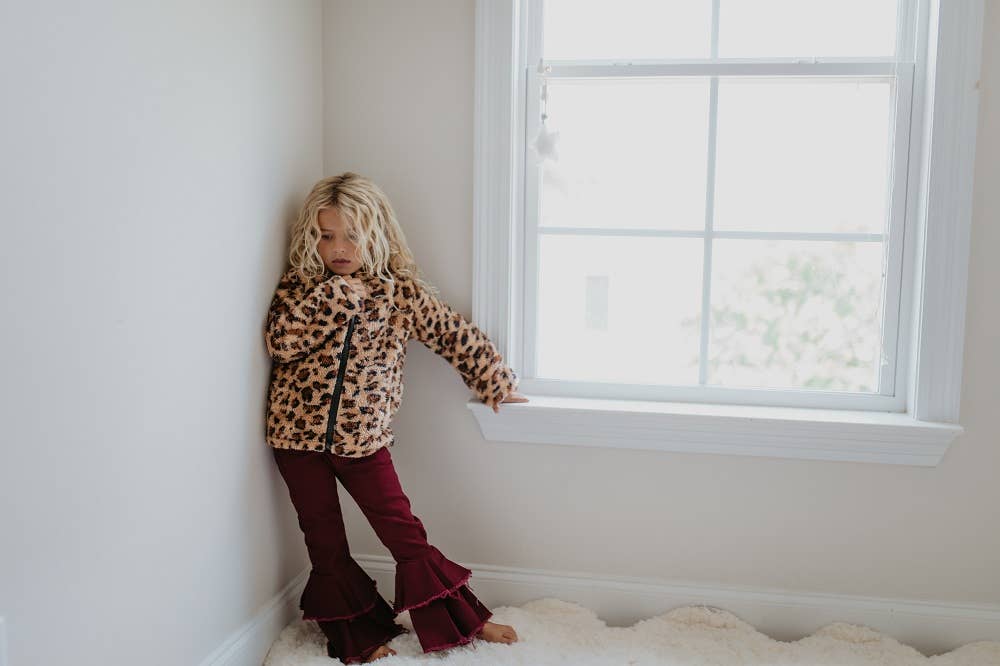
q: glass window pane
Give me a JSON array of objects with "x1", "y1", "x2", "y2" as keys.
[
  {"x1": 541, "y1": 78, "x2": 709, "y2": 231},
  {"x1": 544, "y1": 0, "x2": 712, "y2": 60},
  {"x1": 537, "y1": 234, "x2": 703, "y2": 384},
  {"x1": 707, "y1": 240, "x2": 885, "y2": 391},
  {"x1": 713, "y1": 78, "x2": 892, "y2": 234},
  {"x1": 718, "y1": 0, "x2": 898, "y2": 58}
]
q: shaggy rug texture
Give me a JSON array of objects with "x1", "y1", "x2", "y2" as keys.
[{"x1": 264, "y1": 597, "x2": 1000, "y2": 665}]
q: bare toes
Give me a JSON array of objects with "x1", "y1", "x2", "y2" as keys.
[
  {"x1": 477, "y1": 621, "x2": 518, "y2": 644},
  {"x1": 363, "y1": 644, "x2": 395, "y2": 662}
]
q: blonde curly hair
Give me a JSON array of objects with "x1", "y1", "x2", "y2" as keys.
[{"x1": 287, "y1": 171, "x2": 437, "y2": 301}]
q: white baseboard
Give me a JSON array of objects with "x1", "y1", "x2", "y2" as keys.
[
  {"x1": 202, "y1": 555, "x2": 1000, "y2": 664},
  {"x1": 198, "y1": 568, "x2": 308, "y2": 666},
  {"x1": 356, "y1": 553, "x2": 1000, "y2": 658}
]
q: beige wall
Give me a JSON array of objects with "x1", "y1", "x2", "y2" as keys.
[
  {"x1": 0, "y1": 2, "x2": 323, "y2": 664},
  {"x1": 323, "y1": 0, "x2": 999, "y2": 605}
]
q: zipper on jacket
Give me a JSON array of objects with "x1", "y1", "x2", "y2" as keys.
[{"x1": 324, "y1": 314, "x2": 359, "y2": 451}]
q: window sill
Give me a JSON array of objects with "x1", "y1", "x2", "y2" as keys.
[{"x1": 465, "y1": 394, "x2": 963, "y2": 467}]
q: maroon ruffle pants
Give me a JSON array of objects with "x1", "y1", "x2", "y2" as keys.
[{"x1": 271, "y1": 445, "x2": 493, "y2": 664}]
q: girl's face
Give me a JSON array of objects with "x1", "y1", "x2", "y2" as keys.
[{"x1": 317, "y1": 206, "x2": 362, "y2": 276}]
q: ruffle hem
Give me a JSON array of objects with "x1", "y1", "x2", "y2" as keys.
[
  {"x1": 319, "y1": 594, "x2": 409, "y2": 664},
  {"x1": 299, "y1": 559, "x2": 410, "y2": 664},
  {"x1": 394, "y1": 545, "x2": 494, "y2": 654}
]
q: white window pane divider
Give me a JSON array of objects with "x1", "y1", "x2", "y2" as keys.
[
  {"x1": 542, "y1": 61, "x2": 905, "y2": 78},
  {"x1": 538, "y1": 228, "x2": 885, "y2": 243}
]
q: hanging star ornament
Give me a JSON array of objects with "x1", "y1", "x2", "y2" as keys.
[{"x1": 530, "y1": 117, "x2": 561, "y2": 164}]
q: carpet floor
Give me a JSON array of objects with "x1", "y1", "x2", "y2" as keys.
[{"x1": 264, "y1": 597, "x2": 1000, "y2": 665}]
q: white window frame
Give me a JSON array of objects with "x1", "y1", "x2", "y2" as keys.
[{"x1": 468, "y1": 0, "x2": 984, "y2": 466}]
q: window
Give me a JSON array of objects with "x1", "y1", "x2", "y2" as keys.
[
  {"x1": 525, "y1": 0, "x2": 917, "y2": 411},
  {"x1": 470, "y1": 0, "x2": 984, "y2": 465}
]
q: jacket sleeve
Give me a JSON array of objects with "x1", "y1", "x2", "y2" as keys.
[
  {"x1": 408, "y1": 278, "x2": 519, "y2": 409},
  {"x1": 264, "y1": 267, "x2": 364, "y2": 363}
]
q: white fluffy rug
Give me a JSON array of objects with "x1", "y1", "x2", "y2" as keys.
[{"x1": 264, "y1": 597, "x2": 1000, "y2": 665}]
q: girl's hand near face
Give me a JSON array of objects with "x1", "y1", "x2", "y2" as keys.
[
  {"x1": 493, "y1": 391, "x2": 529, "y2": 413},
  {"x1": 343, "y1": 275, "x2": 368, "y2": 301}
]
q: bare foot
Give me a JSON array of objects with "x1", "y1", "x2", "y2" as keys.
[
  {"x1": 476, "y1": 620, "x2": 518, "y2": 644},
  {"x1": 363, "y1": 643, "x2": 396, "y2": 662}
]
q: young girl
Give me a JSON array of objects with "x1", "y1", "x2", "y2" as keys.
[{"x1": 264, "y1": 172, "x2": 528, "y2": 663}]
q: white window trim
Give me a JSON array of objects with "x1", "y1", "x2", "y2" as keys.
[{"x1": 468, "y1": 0, "x2": 984, "y2": 467}]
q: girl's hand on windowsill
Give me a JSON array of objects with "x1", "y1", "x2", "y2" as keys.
[{"x1": 492, "y1": 391, "x2": 529, "y2": 413}]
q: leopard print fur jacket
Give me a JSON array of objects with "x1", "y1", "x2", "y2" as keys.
[{"x1": 263, "y1": 266, "x2": 519, "y2": 457}]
